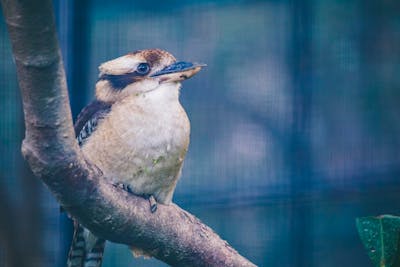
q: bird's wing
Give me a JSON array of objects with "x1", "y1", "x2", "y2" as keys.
[
  {"x1": 74, "y1": 100, "x2": 112, "y2": 146},
  {"x1": 66, "y1": 100, "x2": 111, "y2": 267}
]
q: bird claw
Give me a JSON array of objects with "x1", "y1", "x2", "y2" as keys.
[
  {"x1": 113, "y1": 183, "x2": 157, "y2": 213},
  {"x1": 113, "y1": 182, "x2": 133, "y2": 194},
  {"x1": 148, "y1": 195, "x2": 157, "y2": 213}
]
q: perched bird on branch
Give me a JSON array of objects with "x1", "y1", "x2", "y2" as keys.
[{"x1": 67, "y1": 49, "x2": 204, "y2": 267}]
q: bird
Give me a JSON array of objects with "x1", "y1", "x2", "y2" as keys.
[{"x1": 66, "y1": 49, "x2": 204, "y2": 267}]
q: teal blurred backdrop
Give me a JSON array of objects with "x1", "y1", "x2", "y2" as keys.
[{"x1": 1, "y1": 0, "x2": 400, "y2": 266}]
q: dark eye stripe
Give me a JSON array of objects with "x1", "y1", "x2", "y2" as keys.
[
  {"x1": 105, "y1": 67, "x2": 156, "y2": 90},
  {"x1": 98, "y1": 73, "x2": 139, "y2": 90}
]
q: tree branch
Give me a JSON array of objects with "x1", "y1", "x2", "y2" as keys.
[{"x1": 0, "y1": 1, "x2": 256, "y2": 266}]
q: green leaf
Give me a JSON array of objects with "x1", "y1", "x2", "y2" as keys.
[{"x1": 356, "y1": 215, "x2": 400, "y2": 267}]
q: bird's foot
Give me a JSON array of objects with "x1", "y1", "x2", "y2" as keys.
[
  {"x1": 113, "y1": 182, "x2": 134, "y2": 194},
  {"x1": 113, "y1": 183, "x2": 157, "y2": 213},
  {"x1": 148, "y1": 195, "x2": 157, "y2": 213}
]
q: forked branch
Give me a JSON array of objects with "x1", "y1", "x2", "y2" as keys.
[{"x1": 0, "y1": 0, "x2": 256, "y2": 266}]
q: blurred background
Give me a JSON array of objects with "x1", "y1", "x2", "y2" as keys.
[{"x1": 1, "y1": 0, "x2": 400, "y2": 266}]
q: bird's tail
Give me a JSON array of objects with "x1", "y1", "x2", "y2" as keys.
[{"x1": 67, "y1": 221, "x2": 106, "y2": 267}]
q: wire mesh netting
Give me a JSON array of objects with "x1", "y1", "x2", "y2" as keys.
[{"x1": 1, "y1": 1, "x2": 400, "y2": 266}]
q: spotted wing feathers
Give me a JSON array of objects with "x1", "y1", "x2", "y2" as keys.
[
  {"x1": 67, "y1": 100, "x2": 112, "y2": 267},
  {"x1": 74, "y1": 100, "x2": 112, "y2": 146}
]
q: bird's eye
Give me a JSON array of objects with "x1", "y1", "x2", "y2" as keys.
[{"x1": 136, "y1": 63, "x2": 150, "y2": 75}]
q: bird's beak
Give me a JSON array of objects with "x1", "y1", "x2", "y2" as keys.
[{"x1": 151, "y1": 61, "x2": 206, "y2": 83}]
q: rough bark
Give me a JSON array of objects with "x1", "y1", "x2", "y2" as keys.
[{"x1": 0, "y1": 0, "x2": 256, "y2": 266}]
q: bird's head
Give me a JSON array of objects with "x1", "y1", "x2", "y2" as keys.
[{"x1": 95, "y1": 49, "x2": 205, "y2": 102}]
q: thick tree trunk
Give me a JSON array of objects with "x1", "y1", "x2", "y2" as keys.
[{"x1": 0, "y1": 0, "x2": 256, "y2": 266}]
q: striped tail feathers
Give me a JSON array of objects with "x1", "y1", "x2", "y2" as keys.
[
  {"x1": 67, "y1": 221, "x2": 106, "y2": 267},
  {"x1": 83, "y1": 231, "x2": 106, "y2": 267},
  {"x1": 67, "y1": 221, "x2": 85, "y2": 267}
]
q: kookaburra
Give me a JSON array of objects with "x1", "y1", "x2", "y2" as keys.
[{"x1": 67, "y1": 49, "x2": 204, "y2": 267}]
